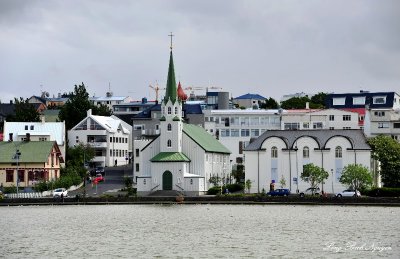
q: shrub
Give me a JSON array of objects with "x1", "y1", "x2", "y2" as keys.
[
  {"x1": 225, "y1": 183, "x2": 244, "y2": 193},
  {"x1": 364, "y1": 187, "x2": 400, "y2": 197},
  {"x1": 207, "y1": 186, "x2": 222, "y2": 195},
  {"x1": 2, "y1": 185, "x2": 17, "y2": 194}
]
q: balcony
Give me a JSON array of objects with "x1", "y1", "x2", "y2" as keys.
[{"x1": 88, "y1": 142, "x2": 108, "y2": 148}]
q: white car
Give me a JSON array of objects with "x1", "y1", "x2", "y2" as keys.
[
  {"x1": 53, "y1": 188, "x2": 68, "y2": 198},
  {"x1": 336, "y1": 189, "x2": 361, "y2": 197}
]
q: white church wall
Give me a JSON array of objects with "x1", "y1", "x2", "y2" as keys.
[
  {"x1": 182, "y1": 134, "x2": 206, "y2": 177},
  {"x1": 140, "y1": 138, "x2": 160, "y2": 177}
]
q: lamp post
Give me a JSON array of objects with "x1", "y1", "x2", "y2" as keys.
[
  {"x1": 331, "y1": 169, "x2": 334, "y2": 194},
  {"x1": 13, "y1": 149, "x2": 21, "y2": 195}
]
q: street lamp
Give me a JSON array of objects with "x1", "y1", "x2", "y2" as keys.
[{"x1": 13, "y1": 149, "x2": 21, "y2": 194}]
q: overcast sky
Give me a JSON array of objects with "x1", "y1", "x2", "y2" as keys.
[{"x1": 1, "y1": 0, "x2": 399, "y2": 103}]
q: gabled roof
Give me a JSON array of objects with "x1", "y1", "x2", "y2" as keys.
[
  {"x1": 0, "y1": 141, "x2": 62, "y2": 163},
  {"x1": 244, "y1": 129, "x2": 370, "y2": 151},
  {"x1": 234, "y1": 93, "x2": 266, "y2": 100},
  {"x1": 3, "y1": 121, "x2": 65, "y2": 145},
  {"x1": 183, "y1": 124, "x2": 230, "y2": 154},
  {"x1": 150, "y1": 152, "x2": 190, "y2": 162},
  {"x1": 72, "y1": 114, "x2": 130, "y2": 134}
]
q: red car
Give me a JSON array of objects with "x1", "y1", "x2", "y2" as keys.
[{"x1": 93, "y1": 173, "x2": 104, "y2": 183}]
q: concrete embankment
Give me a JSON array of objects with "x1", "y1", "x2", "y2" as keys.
[{"x1": 1, "y1": 196, "x2": 400, "y2": 206}]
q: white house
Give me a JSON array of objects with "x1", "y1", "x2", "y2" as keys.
[
  {"x1": 3, "y1": 118, "x2": 66, "y2": 167},
  {"x1": 244, "y1": 129, "x2": 376, "y2": 194},
  {"x1": 68, "y1": 109, "x2": 131, "y2": 167},
  {"x1": 136, "y1": 48, "x2": 231, "y2": 196}
]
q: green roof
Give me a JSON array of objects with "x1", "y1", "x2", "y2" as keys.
[
  {"x1": 183, "y1": 124, "x2": 231, "y2": 154},
  {"x1": 0, "y1": 141, "x2": 55, "y2": 163},
  {"x1": 164, "y1": 51, "x2": 177, "y2": 104},
  {"x1": 150, "y1": 152, "x2": 191, "y2": 162}
]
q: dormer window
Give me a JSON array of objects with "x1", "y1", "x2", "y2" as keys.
[
  {"x1": 353, "y1": 97, "x2": 365, "y2": 105},
  {"x1": 373, "y1": 96, "x2": 386, "y2": 104},
  {"x1": 332, "y1": 97, "x2": 345, "y2": 106}
]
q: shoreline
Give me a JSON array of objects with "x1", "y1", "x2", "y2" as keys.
[{"x1": 1, "y1": 196, "x2": 400, "y2": 207}]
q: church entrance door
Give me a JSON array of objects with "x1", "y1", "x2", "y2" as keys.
[{"x1": 162, "y1": 171, "x2": 173, "y2": 190}]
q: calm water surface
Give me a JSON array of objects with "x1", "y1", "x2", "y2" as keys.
[{"x1": 1, "y1": 204, "x2": 399, "y2": 258}]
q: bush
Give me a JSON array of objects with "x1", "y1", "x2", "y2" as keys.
[
  {"x1": 364, "y1": 187, "x2": 400, "y2": 197},
  {"x1": 225, "y1": 183, "x2": 244, "y2": 193},
  {"x1": 33, "y1": 172, "x2": 82, "y2": 192},
  {"x1": 2, "y1": 185, "x2": 17, "y2": 194},
  {"x1": 207, "y1": 186, "x2": 222, "y2": 195}
]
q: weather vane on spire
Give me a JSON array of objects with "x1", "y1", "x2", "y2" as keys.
[{"x1": 169, "y1": 32, "x2": 174, "y2": 50}]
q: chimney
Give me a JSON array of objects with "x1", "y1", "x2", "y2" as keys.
[
  {"x1": 87, "y1": 109, "x2": 92, "y2": 116},
  {"x1": 41, "y1": 116, "x2": 46, "y2": 124},
  {"x1": 26, "y1": 133, "x2": 30, "y2": 142},
  {"x1": 306, "y1": 102, "x2": 310, "y2": 110},
  {"x1": 9, "y1": 133, "x2": 13, "y2": 142}
]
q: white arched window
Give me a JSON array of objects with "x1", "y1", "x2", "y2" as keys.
[
  {"x1": 167, "y1": 139, "x2": 172, "y2": 147},
  {"x1": 271, "y1": 146, "x2": 278, "y2": 158},
  {"x1": 168, "y1": 107, "x2": 172, "y2": 115},
  {"x1": 335, "y1": 146, "x2": 342, "y2": 158},
  {"x1": 303, "y1": 147, "x2": 309, "y2": 158},
  {"x1": 167, "y1": 123, "x2": 172, "y2": 131}
]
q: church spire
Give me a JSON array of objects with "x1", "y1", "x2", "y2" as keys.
[{"x1": 164, "y1": 33, "x2": 177, "y2": 104}]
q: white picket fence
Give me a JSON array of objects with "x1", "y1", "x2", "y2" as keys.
[{"x1": 5, "y1": 192, "x2": 43, "y2": 199}]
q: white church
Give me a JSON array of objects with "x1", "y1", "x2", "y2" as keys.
[{"x1": 136, "y1": 46, "x2": 231, "y2": 196}]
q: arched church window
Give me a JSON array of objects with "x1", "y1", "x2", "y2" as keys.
[
  {"x1": 167, "y1": 124, "x2": 172, "y2": 131},
  {"x1": 271, "y1": 146, "x2": 278, "y2": 158},
  {"x1": 335, "y1": 146, "x2": 342, "y2": 158},
  {"x1": 303, "y1": 147, "x2": 309, "y2": 158},
  {"x1": 175, "y1": 107, "x2": 178, "y2": 114},
  {"x1": 168, "y1": 107, "x2": 172, "y2": 115},
  {"x1": 167, "y1": 139, "x2": 172, "y2": 147}
]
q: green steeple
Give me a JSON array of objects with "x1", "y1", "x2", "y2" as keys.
[{"x1": 164, "y1": 51, "x2": 177, "y2": 104}]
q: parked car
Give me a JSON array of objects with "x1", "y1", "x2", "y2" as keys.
[
  {"x1": 93, "y1": 173, "x2": 104, "y2": 183},
  {"x1": 336, "y1": 189, "x2": 361, "y2": 197},
  {"x1": 53, "y1": 188, "x2": 68, "y2": 198},
  {"x1": 95, "y1": 167, "x2": 105, "y2": 174},
  {"x1": 299, "y1": 187, "x2": 320, "y2": 197},
  {"x1": 267, "y1": 188, "x2": 291, "y2": 196}
]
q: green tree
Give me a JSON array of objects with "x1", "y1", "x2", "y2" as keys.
[
  {"x1": 66, "y1": 144, "x2": 95, "y2": 177},
  {"x1": 260, "y1": 97, "x2": 279, "y2": 109},
  {"x1": 279, "y1": 175, "x2": 286, "y2": 188},
  {"x1": 310, "y1": 92, "x2": 327, "y2": 108},
  {"x1": 368, "y1": 135, "x2": 400, "y2": 187},
  {"x1": 232, "y1": 164, "x2": 245, "y2": 183},
  {"x1": 59, "y1": 83, "x2": 92, "y2": 130},
  {"x1": 245, "y1": 179, "x2": 252, "y2": 193},
  {"x1": 92, "y1": 103, "x2": 113, "y2": 116},
  {"x1": 339, "y1": 164, "x2": 373, "y2": 195},
  {"x1": 7, "y1": 97, "x2": 40, "y2": 122},
  {"x1": 301, "y1": 163, "x2": 329, "y2": 193}
]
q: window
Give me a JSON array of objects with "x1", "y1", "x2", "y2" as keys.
[
  {"x1": 343, "y1": 127, "x2": 351, "y2": 129},
  {"x1": 135, "y1": 149, "x2": 139, "y2": 157},
  {"x1": 39, "y1": 137, "x2": 47, "y2": 141},
  {"x1": 6, "y1": 170, "x2": 13, "y2": 182},
  {"x1": 335, "y1": 146, "x2": 342, "y2": 158},
  {"x1": 333, "y1": 97, "x2": 345, "y2": 105},
  {"x1": 329, "y1": 115, "x2": 334, "y2": 121},
  {"x1": 343, "y1": 115, "x2": 351, "y2": 121},
  {"x1": 25, "y1": 125, "x2": 28, "y2": 130},
  {"x1": 303, "y1": 122, "x2": 309, "y2": 129},
  {"x1": 284, "y1": 123, "x2": 300, "y2": 130},
  {"x1": 224, "y1": 117, "x2": 230, "y2": 127},
  {"x1": 18, "y1": 170, "x2": 24, "y2": 182},
  {"x1": 394, "y1": 123, "x2": 400, "y2": 129},
  {"x1": 110, "y1": 137, "x2": 112, "y2": 142},
  {"x1": 374, "y1": 111, "x2": 385, "y2": 117},
  {"x1": 378, "y1": 122, "x2": 389, "y2": 128},
  {"x1": 353, "y1": 97, "x2": 366, "y2": 105},
  {"x1": 271, "y1": 146, "x2": 278, "y2": 158},
  {"x1": 231, "y1": 129, "x2": 240, "y2": 137},
  {"x1": 250, "y1": 129, "x2": 259, "y2": 137},
  {"x1": 359, "y1": 115, "x2": 365, "y2": 121},
  {"x1": 168, "y1": 107, "x2": 172, "y2": 114},
  {"x1": 241, "y1": 129, "x2": 250, "y2": 137},
  {"x1": 30, "y1": 125, "x2": 34, "y2": 130},
  {"x1": 391, "y1": 135, "x2": 398, "y2": 140},
  {"x1": 190, "y1": 179, "x2": 193, "y2": 185},
  {"x1": 175, "y1": 107, "x2": 178, "y2": 114},
  {"x1": 329, "y1": 127, "x2": 335, "y2": 130},
  {"x1": 373, "y1": 96, "x2": 386, "y2": 104},
  {"x1": 135, "y1": 163, "x2": 139, "y2": 172},
  {"x1": 313, "y1": 122, "x2": 323, "y2": 129},
  {"x1": 303, "y1": 147, "x2": 309, "y2": 158},
  {"x1": 167, "y1": 124, "x2": 172, "y2": 131},
  {"x1": 167, "y1": 139, "x2": 172, "y2": 147},
  {"x1": 220, "y1": 129, "x2": 230, "y2": 137},
  {"x1": 143, "y1": 179, "x2": 146, "y2": 185},
  {"x1": 133, "y1": 124, "x2": 143, "y2": 130}
]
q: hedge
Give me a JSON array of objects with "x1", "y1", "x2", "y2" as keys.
[{"x1": 364, "y1": 187, "x2": 400, "y2": 197}]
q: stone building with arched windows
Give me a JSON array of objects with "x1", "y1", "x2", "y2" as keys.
[{"x1": 243, "y1": 129, "x2": 377, "y2": 194}]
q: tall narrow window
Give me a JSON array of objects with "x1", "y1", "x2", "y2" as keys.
[
  {"x1": 175, "y1": 107, "x2": 178, "y2": 114},
  {"x1": 167, "y1": 139, "x2": 172, "y2": 147},
  {"x1": 271, "y1": 146, "x2": 278, "y2": 158},
  {"x1": 303, "y1": 147, "x2": 309, "y2": 158},
  {"x1": 167, "y1": 123, "x2": 172, "y2": 131},
  {"x1": 168, "y1": 107, "x2": 172, "y2": 114},
  {"x1": 335, "y1": 146, "x2": 342, "y2": 158}
]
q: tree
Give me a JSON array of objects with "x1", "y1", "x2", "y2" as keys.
[
  {"x1": 301, "y1": 163, "x2": 329, "y2": 193},
  {"x1": 92, "y1": 103, "x2": 113, "y2": 116},
  {"x1": 260, "y1": 97, "x2": 279, "y2": 109},
  {"x1": 279, "y1": 175, "x2": 286, "y2": 188},
  {"x1": 339, "y1": 164, "x2": 373, "y2": 194},
  {"x1": 232, "y1": 164, "x2": 245, "y2": 183},
  {"x1": 368, "y1": 135, "x2": 400, "y2": 187},
  {"x1": 245, "y1": 179, "x2": 252, "y2": 193},
  {"x1": 59, "y1": 83, "x2": 92, "y2": 130},
  {"x1": 7, "y1": 97, "x2": 40, "y2": 122},
  {"x1": 310, "y1": 92, "x2": 327, "y2": 108},
  {"x1": 66, "y1": 144, "x2": 95, "y2": 177}
]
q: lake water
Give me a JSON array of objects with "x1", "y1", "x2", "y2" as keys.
[{"x1": 1, "y1": 204, "x2": 399, "y2": 258}]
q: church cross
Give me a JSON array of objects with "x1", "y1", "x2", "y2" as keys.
[{"x1": 169, "y1": 32, "x2": 174, "y2": 50}]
